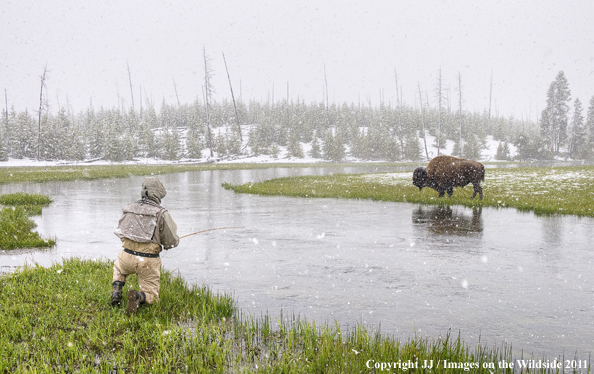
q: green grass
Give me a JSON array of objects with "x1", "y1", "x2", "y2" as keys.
[
  {"x1": 0, "y1": 192, "x2": 53, "y2": 206},
  {"x1": 0, "y1": 193, "x2": 55, "y2": 250},
  {"x1": 0, "y1": 162, "x2": 406, "y2": 185},
  {"x1": 3, "y1": 258, "x2": 575, "y2": 373},
  {"x1": 223, "y1": 165, "x2": 594, "y2": 217},
  {"x1": 0, "y1": 258, "x2": 234, "y2": 372},
  {"x1": 0, "y1": 206, "x2": 55, "y2": 249}
]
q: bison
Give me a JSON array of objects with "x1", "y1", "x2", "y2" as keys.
[{"x1": 413, "y1": 155, "x2": 485, "y2": 199}]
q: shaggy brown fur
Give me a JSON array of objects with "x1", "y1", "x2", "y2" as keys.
[{"x1": 413, "y1": 155, "x2": 485, "y2": 199}]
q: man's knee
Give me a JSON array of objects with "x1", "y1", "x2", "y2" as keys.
[{"x1": 112, "y1": 262, "x2": 127, "y2": 283}]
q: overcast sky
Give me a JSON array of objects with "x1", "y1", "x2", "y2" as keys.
[{"x1": 2, "y1": 0, "x2": 594, "y2": 121}]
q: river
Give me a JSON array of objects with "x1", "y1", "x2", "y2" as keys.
[{"x1": 1, "y1": 165, "x2": 592, "y2": 357}]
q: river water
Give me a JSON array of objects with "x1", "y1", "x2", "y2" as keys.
[{"x1": 1, "y1": 165, "x2": 592, "y2": 357}]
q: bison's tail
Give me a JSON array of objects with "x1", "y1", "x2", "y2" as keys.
[{"x1": 481, "y1": 165, "x2": 485, "y2": 181}]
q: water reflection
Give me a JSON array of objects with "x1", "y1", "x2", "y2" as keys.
[{"x1": 412, "y1": 205, "x2": 483, "y2": 236}]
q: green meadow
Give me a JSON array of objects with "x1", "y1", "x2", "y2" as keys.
[{"x1": 223, "y1": 165, "x2": 594, "y2": 217}]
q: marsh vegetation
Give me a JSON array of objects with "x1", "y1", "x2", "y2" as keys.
[
  {"x1": 223, "y1": 165, "x2": 594, "y2": 217},
  {"x1": 0, "y1": 192, "x2": 55, "y2": 250}
]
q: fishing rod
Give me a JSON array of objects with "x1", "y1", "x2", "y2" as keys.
[
  {"x1": 170, "y1": 226, "x2": 271, "y2": 261},
  {"x1": 162, "y1": 226, "x2": 245, "y2": 259},
  {"x1": 179, "y1": 226, "x2": 244, "y2": 239}
]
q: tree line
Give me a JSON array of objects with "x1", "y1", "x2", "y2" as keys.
[{"x1": 1, "y1": 71, "x2": 592, "y2": 163}]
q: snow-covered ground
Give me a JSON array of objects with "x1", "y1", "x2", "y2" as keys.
[{"x1": 0, "y1": 134, "x2": 513, "y2": 168}]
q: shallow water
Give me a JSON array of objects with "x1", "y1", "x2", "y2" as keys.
[{"x1": 1, "y1": 165, "x2": 593, "y2": 357}]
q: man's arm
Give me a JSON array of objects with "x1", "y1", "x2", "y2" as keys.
[{"x1": 160, "y1": 211, "x2": 180, "y2": 249}]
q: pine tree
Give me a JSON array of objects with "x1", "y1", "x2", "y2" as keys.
[
  {"x1": 403, "y1": 131, "x2": 422, "y2": 161},
  {"x1": 86, "y1": 109, "x2": 103, "y2": 158},
  {"x1": 270, "y1": 143, "x2": 280, "y2": 159},
  {"x1": 495, "y1": 142, "x2": 511, "y2": 160},
  {"x1": 213, "y1": 130, "x2": 228, "y2": 157},
  {"x1": 142, "y1": 106, "x2": 160, "y2": 158},
  {"x1": 514, "y1": 134, "x2": 528, "y2": 161},
  {"x1": 185, "y1": 129, "x2": 203, "y2": 159},
  {"x1": 66, "y1": 120, "x2": 87, "y2": 161},
  {"x1": 14, "y1": 110, "x2": 37, "y2": 159},
  {"x1": 332, "y1": 130, "x2": 346, "y2": 161},
  {"x1": 0, "y1": 141, "x2": 7, "y2": 161},
  {"x1": 540, "y1": 71, "x2": 571, "y2": 155},
  {"x1": 568, "y1": 98, "x2": 585, "y2": 159},
  {"x1": 463, "y1": 132, "x2": 482, "y2": 160},
  {"x1": 104, "y1": 121, "x2": 123, "y2": 162},
  {"x1": 286, "y1": 129, "x2": 304, "y2": 158},
  {"x1": 322, "y1": 128, "x2": 334, "y2": 160},
  {"x1": 452, "y1": 139, "x2": 462, "y2": 157},
  {"x1": 226, "y1": 128, "x2": 242, "y2": 156},
  {"x1": 0, "y1": 114, "x2": 7, "y2": 161},
  {"x1": 586, "y1": 96, "x2": 594, "y2": 159},
  {"x1": 308, "y1": 131, "x2": 322, "y2": 159},
  {"x1": 5, "y1": 107, "x2": 17, "y2": 157},
  {"x1": 161, "y1": 127, "x2": 180, "y2": 160}
]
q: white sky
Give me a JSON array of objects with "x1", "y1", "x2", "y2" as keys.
[{"x1": 2, "y1": 0, "x2": 594, "y2": 121}]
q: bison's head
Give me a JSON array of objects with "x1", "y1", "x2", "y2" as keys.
[{"x1": 412, "y1": 167, "x2": 428, "y2": 190}]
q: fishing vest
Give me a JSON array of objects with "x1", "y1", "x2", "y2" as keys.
[{"x1": 114, "y1": 199, "x2": 166, "y2": 245}]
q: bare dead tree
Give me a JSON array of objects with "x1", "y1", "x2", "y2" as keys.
[
  {"x1": 435, "y1": 67, "x2": 444, "y2": 156},
  {"x1": 127, "y1": 62, "x2": 135, "y2": 112},
  {"x1": 458, "y1": 72, "x2": 464, "y2": 155},
  {"x1": 37, "y1": 64, "x2": 48, "y2": 161},
  {"x1": 488, "y1": 70, "x2": 493, "y2": 121},
  {"x1": 203, "y1": 46, "x2": 214, "y2": 158},
  {"x1": 116, "y1": 83, "x2": 122, "y2": 113},
  {"x1": 324, "y1": 64, "x2": 330, "y2": 128},
  {"x1": 286, "y1": 81, "x2": 290, "y2": 118},
  {"x1": 395, "y1": 69, "x2": 405, "y2": 156},
  {"x1": 418, "y1": 82, "x2": 429, "y2": 160},
  {"x1": 172, "y1": 77, "x2": 181, "y2": 107},
  {"x1": 323, "y1": 64, "x2": 329, "y2": 110},
  {"x1": 222, "y1": 52, "x2": 242, "y2": 142},
  {"x1": 4, "y1": 89, "x2": 8, "y2": 123},
  {"x1": 139, "y1": 85, "x2": 143, "y2": 119}
]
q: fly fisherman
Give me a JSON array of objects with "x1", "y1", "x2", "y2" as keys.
[{"x1": 111, "y1": 177, "x2": 180, "y2": 315}]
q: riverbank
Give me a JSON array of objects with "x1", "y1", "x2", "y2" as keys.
[
  {"x1": 0, "y1": 161, "x2": 414, "y2": 185},
  {"x1": 223, "y1": 165, "x2": 594, "y2": 218},
  {"x1": 1, "y1": 258, "x2": 554, "y2": 373}
]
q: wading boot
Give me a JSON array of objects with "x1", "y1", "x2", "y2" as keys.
[
  {"x1": 126, "y1": 290, "x2": 146, "y2": 316},
  {"x1": 111, "y1": 281, "x2": 125, "y2": 306}
]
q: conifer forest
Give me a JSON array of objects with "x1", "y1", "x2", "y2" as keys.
[{"x1": 2, "y1": 70, "x2": 593, "y2": 164}]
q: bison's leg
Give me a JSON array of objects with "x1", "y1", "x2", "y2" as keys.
[
  {"x1": 436, "y1": 187, "x2": 446, "y2": 197},
  {"x1": 472, "y1": 183, "x2": 483, "y2": 199},
  {"x1": 447, "y1": 187, "x2": 454, "y2": 197}
]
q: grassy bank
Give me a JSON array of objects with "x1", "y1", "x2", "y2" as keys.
[
  {"x1": 0, "y1": 258, "x2": 234, "y2": 372},
  {"x1": 3, "y1": 258, "x2": 571, "y2": 373},
  {"x1": 0, "y1": 162, "x2": 404, "y2": 185},
  {"x1": 0, "y1": 193, "x2": 55, "y2": 250},
  {"x1": 223, "y1": 165, "x2": 594, "y2": 217}
]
